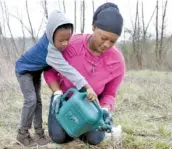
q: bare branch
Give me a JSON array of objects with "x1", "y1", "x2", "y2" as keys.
[
  {"x1": 80, "y1": 0, "x2": 85, "y2": 34},
  {"x1": 0, "y1": 22, "x2": 4, "y2": 55},
  {"x1": 159, "y1": 0, "x2": 168, "y2": 57},
  {"x1": 134, "y1": 0, "x2": 139, "y2": 38},
  {"x1": 9, "y1": 13, "x2": 31, "y2": 35},
  {"x1": 141, "y1": 1, "x2": 145, "y2": 37},
  {"x1": 36, "y1": 14, "x2": 45, "y2": 39},
  {"x1": 42, "y1": 0, "x2": 48, "y2": 20},
  {"x1": 132, "y1": 0, "x2": 139, "y2": 54},
  {"x1": 155, "y1": 0, "x2": 159, "y2": 63},
  {"x1": 0, "y1": 23, "x2": 2, "y2": 36},
  {"x1": 63, "y1": 0, "x2": 66, "y2": 13},
  {"x1": 57, "y1": 0, "x2": 61, "y2": 11},
  {"x1": 82, "y1": 0, "x2": 85, "y2": 33},
  {"x1": 16, "y1": 10, "x2": 25, "y2": 52},
  {"x1": 74, "y1": 0, "x2": 77, "y2": 32},
  {"x1": 92, "y1": 0, "x2": 95, "y2": 14},
  {"x1": 3, "y1": 2, "x2": 19, "y2": 57},
  {"x1": 0, "y1": 2, "x2": 9, "y2": 57},
  {"x1": 25, "y1": 0, "x2": 36, "y2": 43},
  {"x1": 145, "y1": 6, "x2": 156, "y2": 33}
]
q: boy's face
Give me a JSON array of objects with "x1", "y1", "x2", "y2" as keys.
[{"x1": 53, "y1": 28, "x2": 72, "y2": 50}]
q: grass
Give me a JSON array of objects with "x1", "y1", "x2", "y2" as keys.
[{"x1": 0, "y1": 67, "x2": 172, "y2": 149}]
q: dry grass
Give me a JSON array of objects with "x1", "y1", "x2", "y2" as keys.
[{"x1": 0, "y1": 61, "x2": 172, "y2": 149}]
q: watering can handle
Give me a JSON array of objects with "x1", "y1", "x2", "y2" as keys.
[
  {"x1": 60, "y1": 88, "x2": 78, "y2": 102},
  {"x1": 60, "y1": 88, "x2": 87, "y2": 103}
]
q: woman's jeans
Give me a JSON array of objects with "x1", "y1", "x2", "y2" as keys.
[{"x1": 48, "y1": 97, "x2": 105, "y2": 145}]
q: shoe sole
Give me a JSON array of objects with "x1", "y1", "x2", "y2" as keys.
[
  {"x1": 37, "y1": 144, "x2": 48, "y2": 148},
  {"x1": 16, "y1": 139, "x2": 37, "y2": 147},
  {"x1": 36, "y1": 141, "x2": 51, "y2": 148}
]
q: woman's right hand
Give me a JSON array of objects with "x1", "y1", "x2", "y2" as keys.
[
  {"x1": 84, "y1": 84, "x2": 99, "y2": 103},
  {"x1": 86, "y1": 87, "x2": 98, "y2": 101}
]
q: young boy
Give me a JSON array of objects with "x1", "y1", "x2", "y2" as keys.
[{"x1": 15, "y1": 10, "x2": 97, "y2": 147}]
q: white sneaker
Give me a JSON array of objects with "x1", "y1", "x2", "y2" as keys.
[{"x1": 105, "y1": 125, "x2": 122, "y2": 140}]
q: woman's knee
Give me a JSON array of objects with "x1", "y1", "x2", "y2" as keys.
[
  {"x1": 85, "y1": 131, "x2": 105, "y2": 145},
  {"x1": 48, "y1": 119, "x2": 67, "y2": 143},
  {"x1": 48, "y1": 112, "x2": 67, "y2": 144},
  {"x1": 50, "y1": 131, "x2": 66, "y2": 144}
]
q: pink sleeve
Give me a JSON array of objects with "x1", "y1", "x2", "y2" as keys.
[
  {"x1": 43, "y1": 68, "x2": 58, "y2": 85},
  {"x1": 99, "y1": 61, "x2": 125, "y2": 111}
]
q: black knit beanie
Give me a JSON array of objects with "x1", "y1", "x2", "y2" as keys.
[{"x1": 93, "y1": 2, "x2": 123, "y2": 36}]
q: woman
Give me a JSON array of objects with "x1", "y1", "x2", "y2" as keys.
[{"x1": 44, "y1": 2, "x2": 125, "y2": 145}]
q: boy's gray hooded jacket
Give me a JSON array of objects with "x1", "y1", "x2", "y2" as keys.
[{"x1": 15, "y1": 10, "x2": 87, "y2": 90}]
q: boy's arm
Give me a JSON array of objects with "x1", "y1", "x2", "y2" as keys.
[{"x1": 46, "y1": 44, "x2": 89, "y2": 90}]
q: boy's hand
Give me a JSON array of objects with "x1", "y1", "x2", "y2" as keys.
[{"x1": 52, "y1": 90, "x2": 63, "y2": 114}]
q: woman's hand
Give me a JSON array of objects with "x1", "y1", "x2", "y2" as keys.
[
  {"x1": 102, "y1": 108, "x2": 113, "y2": 126},
  {"x1": 86, "y1": 87, "x2": 98, "y2": 101},
  {"x1": 84, "y1": 84, "x2": 98, "y2": 102}
]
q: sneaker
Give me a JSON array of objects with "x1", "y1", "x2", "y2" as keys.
[
  {"x1": 35, "y1": 128, "x2": 50, "y2": 146},
  {"x1": 16, "y1": 130, "x2": 36, "y2": 147},
  {"x1": 105, "y1": 125, "x2": 122, "y2": 140}
]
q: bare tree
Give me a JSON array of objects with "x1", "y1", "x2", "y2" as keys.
[
  {"x1": 130, "y1": 0, "x2": 157, "y2": 69},
  {"x1": 36, "y1": 15, "x2": 46, "y2": 39},
  {"x1": 0, "y1": 22, "x2": 4, "y2": 55},
  {"x1": 26, "y1": 0, "x2": 36, "y2": 43},
  {"x1": 141, "y1": 1, "x2": 156, "y2": 68},
  {"x1": 3, "y1": 2, "x2": 19, "y2": 57},
  {"x1": 42, "y1": 0, "x2": 48, "y2": 20},
  {"x1": 159, "y1": 0, "x2": 168, "y2": 63},
  {"x1": 9, "y1": 13, "x2": 32, "y2": 35},
  {"x1": 141, "y1": 1, "x2": 145, "y2": 41},
  {"x1": 0, "y1": 3, "x2": 9, "y2": 58},
  {"x1": 130, "y1": 0, "x2": 146, "y2": 69},
  {"x1": 92, "y1": 0, "x2": 95, "y2": 14},
  {"x1": 142, "y1": 2, "x2": 156, "y2": 42},
  {"x1": 0, "y1": 23, "x2": 2, "y2": 36},
  {"x1": 137, "y1": 2, "x2": 142, "y2": 68},
  {"x1": 10, "y1": 11, "x2": 26, "y2": 52},
  {"x1": 57, "y1": 0, "x2": 61, "y2": 11},
  {"x1": 63, "y1": 0, "x2": 66, "y2": 13},
  {"x1": 132, "y1": 0, "x2": 139, "y2": 54},
  {"x1": 74, "y1": 0, "x2": 77, "y2": 32},
  {"x1": 155, "y1": 0, "x2": 159, "y2": 64},
  {"x1": 80, "y1": 0, "x2": 85, "y2": 34},
  {"x1": 10, "y1": 1, "x2": 46, "y2": 50}
]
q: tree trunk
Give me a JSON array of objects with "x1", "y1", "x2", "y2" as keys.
[{"x1": 155, "y1": 0, "x2": 159, "y2": 65}]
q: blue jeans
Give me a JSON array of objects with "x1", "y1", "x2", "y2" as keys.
[{"x1": 48, "y1": 97, "x2": 105, "y2": 145}]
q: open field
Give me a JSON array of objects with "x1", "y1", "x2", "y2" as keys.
[{"x1": 0, "y1": 68, "x2": 172, "y2": 149}]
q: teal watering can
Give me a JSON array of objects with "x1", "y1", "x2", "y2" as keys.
[{"x1": 56, "y1": 88, "x2": 112, "y2": 138}]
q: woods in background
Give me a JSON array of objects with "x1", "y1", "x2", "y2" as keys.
[{"x1": 0, "y1": 0, "x2": 171, "y2": 70}]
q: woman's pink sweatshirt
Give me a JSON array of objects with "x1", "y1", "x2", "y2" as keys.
[{"x1": 44, "y1": 34, "x2": 125, "y2": 110}]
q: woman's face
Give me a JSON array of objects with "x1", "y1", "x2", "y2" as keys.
[{"x1": 90, "y1": 26, "x2": 119, "y2": 54}]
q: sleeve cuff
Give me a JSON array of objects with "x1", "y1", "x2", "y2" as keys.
[
  {"x1": 99, "y1": 95, "x2": 116, "y2": 111},
  {"x1": 75, "y1": 80, "x2": 88, "y2": 90}
]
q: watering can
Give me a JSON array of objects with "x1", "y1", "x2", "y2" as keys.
[{"x1": 56, "y1": 88, "x2": 112, "y2": 138}]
